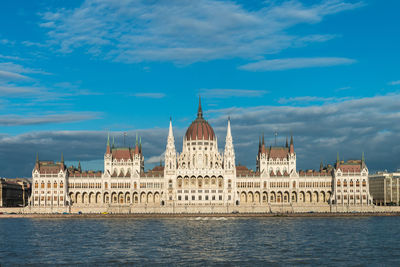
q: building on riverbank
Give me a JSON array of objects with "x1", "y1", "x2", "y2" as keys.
[
  {"x1": 369, "y1": 171, "x2": 400, "y2": 206},
  {"x1": 0, "y1": 178, "x2": 31, "y2": 207},
  {"x1": 28, "y1": 99, "x2": 373, "y2": 213}
]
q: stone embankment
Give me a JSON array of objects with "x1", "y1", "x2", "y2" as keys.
[{"x1": 1, "y1": 205, "x2": 400, "y2": 218}]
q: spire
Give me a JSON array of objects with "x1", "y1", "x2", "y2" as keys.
[
  {"x1": 139, "y1": 136, "x2": 142, "y2": 153},
  {"x1": 289, "y1": 135, "x2": 294, "y2": 153},
  {"x1": 336, "y1": 152, "x2": 340, "y2": 168},
  {"x1": 262, "y1": 132, "x2": 265, "y2": 145},
  {"x1": 78, "y1": 161, "x2": 82, "y2": 172},
  {"x1": 286, "y1": 136, "x2": 288, "y2": 148},
  {"x1": 362, "y1": 151, "x2": 365, "y2": 163},
  {"x1": 136, "y1": 133, "x2": 138, "y2": 146},
  {"x1": 112, "y1": 136, "x2": 115, "y2": 148},
  {"x1": 61, "y1": 152, "x2": 64, "y2": 163},
  {"x1": 320, "y1": 161, "x2": 323, "y2": 171},
  {"x1": 36, "y1": 152, "x2": 39, "y2": 163},
  {"x1": 106, "y1": 133, "x2": 111, "y2": 154},
  {"x1": 169, "y1": 117, "x2": 174, "y2": 137},
  {"x1": 197, "y1": 96, "x2": 203, "y2": 118},
  {"x1": 226, "y1": 117, "x2": 232, "y2": 138}
]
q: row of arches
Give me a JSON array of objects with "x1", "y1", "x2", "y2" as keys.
[
  {"x1": 239, "y1": 191, "x2": 332, "y2": 204},
  {"x1": 69, "y1": 191, "x2": 162, "y2": 205}
]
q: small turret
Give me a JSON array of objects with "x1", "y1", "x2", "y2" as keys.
[
  {"x1": 289, "y1": 135, "x2": 294, "y2": 154},
  {"x1": 106, "y1": 133, "x2": 111, "y2": 154}
]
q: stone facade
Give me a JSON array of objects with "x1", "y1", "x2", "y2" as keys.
[
  {"x1": 0, "y1": 178, "x2": 30, "y2": 207},
  {"x1": 369, "y1": 172, "x2": 400, "y2": 205},
  {"x1": 28, "y1": 99, "x2": 373, "y2": 213}
]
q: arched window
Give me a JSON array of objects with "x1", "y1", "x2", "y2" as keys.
[
  {"x1": 35, "y1": 182, "x2": 38, "y2": 189},
  {"x1": 41, "y1": 182, "x2": 45, "y2": 189},
  {"x1": 53, "y1": 182, "x2": 57, "y2": 188},
  {"x1": 47, "y1": 182, "x2": 51, "y2": 188},
  {"x1": 337, "y1": 180, "x2": 341, "y2": 187},
  {"x1": 60, "y1": 182, "x2": 63, "y2": 188},
  {"x1": 350, "y1": 180, "x2": 354, "y2": 187}
]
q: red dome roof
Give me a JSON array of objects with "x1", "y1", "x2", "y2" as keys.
[{"x1": 185, "y1": 98, "x2": 215, "y2": 141}]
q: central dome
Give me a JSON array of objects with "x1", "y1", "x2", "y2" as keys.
[{"x1": 185, "y1": 98, "x2": 215, "y2": 141}]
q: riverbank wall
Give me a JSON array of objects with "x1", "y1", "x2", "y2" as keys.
[{"x1": 2, "y1": 204, "x2": 400, "y2": 215}]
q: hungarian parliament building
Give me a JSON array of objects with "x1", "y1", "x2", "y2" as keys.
[{"x1": 29, "y1": 99, "x2": 374, "y2": 213}]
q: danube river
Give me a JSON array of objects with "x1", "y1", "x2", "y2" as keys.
[{"x1": 1, "y1": 216, "x2": 399, "y2": 266}]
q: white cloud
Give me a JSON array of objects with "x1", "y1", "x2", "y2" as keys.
[
  {"x1": 0, "y1": 70, "x2": 29, "y2": 81},
  {"x1": 133, "y1": 93, "x2": 166, "y2": 98},
  {"x1": 278, "y1": 96, "x2": 352, "y2": 104},
  {"x1": 39, "y1": 0, "x2": 363, "y2": 64},
  {"x1": 0, "y1": 113, "x2": 100, "y2": 126},
  {"x1": 200, "y1": 89, "x2": 268, "y2": 98},
  {"x1": 389, "y1": 80, "x2": 400, "y2": 85},
  {"x1": 238, "y1": 57, "x2": 356, "y2": 71}
]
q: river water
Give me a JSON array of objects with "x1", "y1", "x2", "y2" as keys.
[{"x1": 1, "y1": 216, "x2": 399, "y2": 266}]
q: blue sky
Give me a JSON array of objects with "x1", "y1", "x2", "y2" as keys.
[{"x1": 1, "y1": 0, "x2": 400, "y2": 177}]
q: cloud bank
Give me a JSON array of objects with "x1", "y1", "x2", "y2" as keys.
[
  {"x1": 40, "y1": 0, "x2": 363, "y2": 64},
  {"x1": 2, "y1": 93, "x2": 400, "y2": 177}
]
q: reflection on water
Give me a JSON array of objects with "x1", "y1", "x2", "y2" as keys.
[{"x1": 1, "y1": 217, "x2": 400, "y2": 266}]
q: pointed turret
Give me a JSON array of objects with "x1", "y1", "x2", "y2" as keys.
[
  {"x1": 165, "y1": 118, "x2": 176, "y2": 172},
  {"x1": 262, "y1": 132, "x2": 265, "y2": 146},
  {"x1": 224, "y1": 117, "x2": 235, "y2": 170},
  {"x1": 139, "y1": 136, "x2": 142, "y2": 154},
  {"x1": 35, "y1": 152, "x2": 40, "y2": 170},
  {"x1": 106, "y1": 132, "x2": 111, "y2": 154},
  {"x1": 336, "y1": 152, "x2": 340, "y2": 168},
  {"x1": 78, "y1": 161, "x2": 82, "y2": 172},
  {"x1": 226, "y1": 116, "x2": 232, "y2": 138},
  {"x1": 112, "y1": 136, "x2": 115, "y2": 149},
  {"x1": 197, "y1": 96, "x2": 203, "y2": 118},
  {"x1": 61, "y1": 152, "x2": 64, "y2": 163},
  {"x1": 134, "y1": 133, "x2": 139, "y2": 154},
  {"x1": 320, "y1": 161, "x2": 323, "y2": 171},
  {"x1": 286, "y1": 136, "x2": 288, "y2": 148},
  {"x1": 289, "y1": 135, "x2": 294, "y2": 153}
]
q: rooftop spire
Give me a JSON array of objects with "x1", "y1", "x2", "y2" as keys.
[
  {"x1": 136, "y1": 132, "x2": 138, "y2": 145},
  {"x1": 36, "y1": 152, "x2": 39, "y2": 163},
  {"x1": 106, "y1": 133, "x2": 111, "y2": 154},
  {"x1": 362, "y1": 151, "x2": 365, "y2": 163},
  {"x1": 289, "y1": 135, "x2": 294, "y2": 153},
  {"x1": 112, "y1": 136, "x2": 115, "y2": 148},
  {"x1": 262, "y1": 132, "x2": 265, "y2": 145},
  {"x1": 286, "y1": 136, "x2": 288, "y2": 148},
  {"x1": 78, "y1": 160, "x2": 81, "y2": 172},
  {"x1": 226, "y1": 117, "x2": 232, "y2": 138},
  {"x1": 197, "y1": 95, "x2": 203, "y2": 118},
  {"x1": 61, "y1": 152, "x2": 64, "y2": 163},
  {"x1": 139, "y1": 136, "x2": 142, "y2": 153}
]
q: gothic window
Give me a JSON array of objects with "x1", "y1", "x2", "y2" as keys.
[
  {"x1": 47, "y1": 182, "x2": 51, "y2": 188},
  {"x1": 350, "y1": 180, "x2": 354, "y2": 187},
  {"x1": 35, "y1": 182, "x2": 38, "y2": 189},
  {"x1": 41, "y1": 182, "x2": 45, "y2": 189}
]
